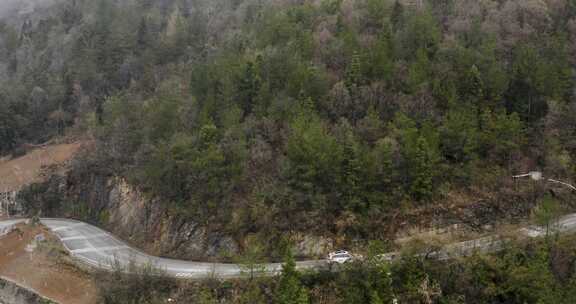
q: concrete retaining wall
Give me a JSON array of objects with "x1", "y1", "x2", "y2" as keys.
[{"x1": 0, "y1": 276, "x2": 58, "y2": 304}]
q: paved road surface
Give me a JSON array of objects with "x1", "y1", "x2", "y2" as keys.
[
  {"x1": 0, "y1": 219, "x2": 23, "y2": 237},
  {"x1": 41, "y1": 219, "x2": 325, "y2": 278},
  {"x1": 3, "y1": 214, "x2": 576, "y2": 278},
  {"x1": 0, "y1": 219, "x2": 23, "y2": 230}
]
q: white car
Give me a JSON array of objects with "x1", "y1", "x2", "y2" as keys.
[{"x1": 328, "y1": 250, "x2": 353, "y2": 264}]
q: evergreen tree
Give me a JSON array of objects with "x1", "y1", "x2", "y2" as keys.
[
  {"x1": 410, "y1": 136, "x2": 434, "y2": 202},
  {"x1": 370, "y1": 290, "x2": 384, "y2": 304},
  {"x1": 534, "y1": 195, "x2": 561, "y2": 239},
  {"x1": 240, "y1": 281, "x2": 266, "y2": 304},
  {"x1": 440, "y1": 105, "x2": 479, "y2": 164},
  {"x1": 402, "y1": 9, "x2": 441, "y2": 59},
  {"x1": 467, "y1": 65, "x2": 484, "y2": 102},
  {"x1": 391, "y1": 0, "x2": 405, "y2": 32},
  {"x1": 368, "y1": 138, "x2": 399, "y2": 208},
  {"x1": 238, "y1": 61, "x2": 262, "y2": 117},
  {"x1": 61, "y1": 0, "x2": 83, "y2": 33},
  {"x1": 345, "y1": 51, "x2": 362, "y2": 93},
  {"x1": 479, "y1": 109, "x2": 524, "y2": 163},
  {"x1": 341, "y1": 131, "x2": 364, "y2": 212},
  {"x1": 407, "y1": 48, "x2": 431, "y2": 92},
  {"x1": 197, "y1": 287, "x2": 217, "y2": 304},
  {"x1": 136, "y1": 17, "x2": 153, "y2": 50},
  {"x1": 0, "y1": 103, "x2": 18, "y2": 153},
  {"x1": 366, "y1": 28, "x2": 394, "y2": 82},
  {"x1": 274, "y1": 250, "x2": 309, "y2": 304},
  {"x1": 237, "y1": 236, "x2": 266, "y2": 281}
]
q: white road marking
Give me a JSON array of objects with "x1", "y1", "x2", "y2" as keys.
[
  {"x1": 71, "y1": 245, "x2": 128, "y2": 254},
  {"x1": 50, "y1": 223, "x2": 85, "y2": 231},
  {"x1": 61, "y1": 233, "x2": 107, "y2": 241}
]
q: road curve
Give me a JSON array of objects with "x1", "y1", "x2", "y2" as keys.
[
  {"x1": 2, "y1": 214, "x2": 576, "y2": 279},
  {"x1": 40, "y1": 218, "x2": 325, "y2": 278}
]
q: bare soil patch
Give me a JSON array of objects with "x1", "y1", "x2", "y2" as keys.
[
  {"x1": 0, "y1": 143, "x2": 81, "y2": 192},
  {"x1": 0, "y1": 222, "x2": 98, "y2": 304}
]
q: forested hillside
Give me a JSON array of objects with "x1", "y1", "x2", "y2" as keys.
[{"x1": 1, "y1": 0, "x2": 576, "y2": 248}]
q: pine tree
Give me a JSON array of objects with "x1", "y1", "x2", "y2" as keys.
[
  {"x1": 534, "y1": 195, "x2": 561, "y2": 239},
  {"x1": 61, "y1": 0, "x2": 82, "y2": 33},
  {"x1": 467, "y1": 65, "x2": 484, "y2": 102},
  {"x1": 238, "y1": 61, "x2": 262, "y2": 117},
  {"x1": 391, "y1": 0, "x2": 405, "y2": 32},
  {"x1": 274, "y1": 251, "x2": 310, "y2": 304},
  {"x1": 341, "y1": 132, "x2": 364, "y2": 212},
  {"x1": 0, "y1": 103, "x2": 18, "y2": 153},
  {"x1": 370, "y1": 291, "x2": 384, "y2": 304},
  {"x1": 197, "y1": 287, "x2": 217, "y2": 304},
  {"x1": 407, "y1": 48, "x2": 431, "y2": 92},
  {"x1": 345, "y1": 51, "x2": 362, "y2": 92},
  {"x1": 410, "y1": 136, "x2": 434, "y2": 202},
  {"x1": 136, "y1": 17, "x2": 151, "y2": 49},
  {"x1": 367, "y1": 28, "x2": 394, "y2": 82},
  {"x1": 240, "y1": 281, "x2": 266, "y2": 304}
]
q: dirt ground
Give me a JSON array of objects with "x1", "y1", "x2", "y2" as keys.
[
  {"x1": 0, "y1": 223, "x2": 99, "y2": 304},
  {"x1": 0, "y1": 143, "x2": 82, "y2": 192}
]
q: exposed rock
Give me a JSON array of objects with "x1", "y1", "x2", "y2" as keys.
[
  {"x1": 0, "y1": 276, "x2": 58, "y2": 304},
  {"x1": 70, "y1": 175, "x2": 240, "y2": 259},
  {"x1": 292, "y1": 233, "x2": 334, "y2": 258}
]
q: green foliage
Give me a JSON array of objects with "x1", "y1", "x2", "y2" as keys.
[
  {"x1": 345, "y1": 51, "x2": 363, "y2": 92},
  {"x1": 92, "y1": 235, "x2": 576, "y2": 303},
  {"x1": 364, "y1": 29, "x2": 395, "y2": 82},
  {"x1": 407, "y1": 48, "x2": 432, "y2": 91},
  {"x1": 2, "y1": 0, "x2": 576, "y2": 259},
  {"x1": 237, "y1": 236, "x2": 266, "y2": 280},
  {"x1": 390, "y1": 113, "x2": 440, "y2": 201},
  {"x1": 506, "y1": 38, "x2": 573, "y2": 122},
  {"x1": 390, "y1": 0, "x2": 405, "y2": 31},
  {"x1": 238, "y1": 61, "x2": 262, "y2": 117},
  {"x1": 197, "y1": 287, "x2": 218, "y2": 304},
  {"x1": 401, "y1": 9, "x2": 441, "y2": 58},
  {"x1": 275, "y1": 251, "x2": 309, "y2": 304},
  {"x1": 533, "y1": 195, "x2": 562, "y2": 238},
  {"x1": 0, "y1": 102, "x2": 20, "y2": 154},
  {"x1": 141, "y1": 128, "x2": 243, "y2": 220},
  {"x1": 409, "y1": 136, "x2": 436, "y2": 202},
  {"x1": 239, "y1": 281, "x2": 266, "y2": 304},
  {"x1": 364, "y1": 0, "x2": 392, "y2": 28},
  {"x1": 286, "y1": 107, "x2": 342, "y2": 210},
  {"x1": 440, "y1": 105, "x2": 478, "y2": 164},
  {"x1": 478, "y1": 109, "x2": 525, "y2": 163}
]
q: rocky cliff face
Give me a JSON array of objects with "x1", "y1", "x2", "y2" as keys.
[
  {"x1": 62, "y1": 173, "x2": 240, "y2": 259},
  {"x1": 15, "y1": 148, "x2": 336, "y2": 260},
  {"x1": 103, "y1": 177, "x2": 333, "y2": 259},
  {"x1": 0, "y1": 277, "x2": 57, "y2": 304}
]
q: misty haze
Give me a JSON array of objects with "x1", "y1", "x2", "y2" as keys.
[{"x1": 1, "y1": 0, "x2": 576, "y2": 303}]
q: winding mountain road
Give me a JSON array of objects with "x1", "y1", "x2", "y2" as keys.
[
  {"x1": 3, "y1": 218, "x2": 325, "y2": 278},
  {"x1": 2, "y1": 214, "x2": 576, "y2": 279}
]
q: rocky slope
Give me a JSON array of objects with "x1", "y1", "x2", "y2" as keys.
[
  {"x1": 0, "y1": 276, "x2": 58, "y2": 304},
  {"x1": 32, "y1": 160, "x2": 334, "y2": 260}
]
